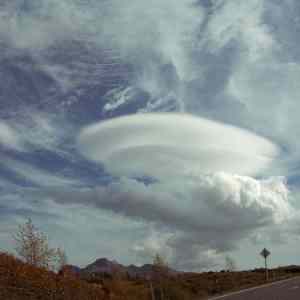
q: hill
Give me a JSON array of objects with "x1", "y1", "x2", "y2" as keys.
[
  {"x1": 2, "y1": 252, "x2": 300, "y2": 300},
  {"x1": 80, "y1": 257, "x2": 177, "y2": 279},
  {"x1": 0, "y1": 252, "x2": 105, "y2": 300}
]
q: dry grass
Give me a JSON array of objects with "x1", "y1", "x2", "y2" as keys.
[
  {"x1": 1, "y1": 252, "x2": 300, "y2": 300},
  {"x1": 0, "y1": 252, "x2": 104, "y2": 300}
]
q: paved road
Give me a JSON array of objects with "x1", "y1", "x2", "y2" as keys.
[{"x1": 209, "y1": 277, "x2": 300, "y2": 300}]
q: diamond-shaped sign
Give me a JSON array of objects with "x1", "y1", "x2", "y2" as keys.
[{"x1": 260, "y1": 248, "x2": 270, "y2": 259}]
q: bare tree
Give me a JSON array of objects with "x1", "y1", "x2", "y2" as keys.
[
  {"x1": 13, "y1": 218, "x2": 58, "y2": 270},
  {"x1": 225, "y1": 255, "x2": 237, "y2": 272},
  {"x1": 153, "y1": 253, "x2": 168, "y2": 270},
  {"x1": 55, "y1": 247, "x2": 68, "y2": 272},
  {"x1": 153, "y1": 253, "x2": 169, "y2": 300}
]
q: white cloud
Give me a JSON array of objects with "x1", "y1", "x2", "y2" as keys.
[
  {"x1": 0, "y1": 0, "x2": 203, "y2": 78},
  {"x1": 0, "y1": 0, "x2": 95, "y2": 50},
  {"x1": 192, "y1": 0, "x2": 300, "y2": 179},
  {"x1": 1, "y1": 155, "x2": 80, "y2": 188},
  {"x1": 91, "y1": 174, "x2": 290, "y2": 231},
  {"x1": 75, "y1": 113, "x2": 293, "y2": 270},
  {"x1": 227, "y1": 60, "x2": 300, "y2": 151},
  {"x1": 49, "y1": 172, "x2": 290, "y2": 271},
  {"x1": 139, "y1": 92, "x2": 184, "y2": 113},
  {"x1": 16, "y1": 112, "x2": 66, "y2": 153},
  {"x1": 100, "y1": 0, "x2": 204, "y2": 80},
  {"x1": 203, "y1": 0, "x2": 275, "y2": 61},
  {"x1": 0, "y1": 121, "x2": 24, "y2": 151},
  {"x1": 102, "y1": 86, "x2": 139, "y2": 114},
  {"x1": 78, "y1": 113, "x2": 279, "y2": 179},
  {"x1": 2, "y1": 0, "x2": 300, "y2": 271},
  {"x1": 0, "y1": 0, "x2": 204, "y2": 113},
  {"x1": 2, "y1": 110, "x2": 74, "y2": 158}
]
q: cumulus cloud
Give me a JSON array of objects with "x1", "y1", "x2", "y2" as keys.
[
  {"x1": 93, "y1": 174, "x2": 290, "y2": 232},
  {"x1": 74, "y1": 113, "x2": 293, "y2": 270},
  {"x1": 2, "y1": 0, "x2": 300, "y2": 271},
  {"x1": 49, "y1": 172, "x2": 290, "y2": 270},
  {"x1": 78, "y1": 113, "x2": 279, "y2": 179}
]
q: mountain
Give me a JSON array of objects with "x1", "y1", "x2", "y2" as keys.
[
  {"x1": 81, "y1": 258, "x2": 126, "y2": 276},
  {"x1": 126, "y1": 264, "x2": 157, "y2": 279},
  {"x1": 77, "y1": 258, "x2": 177, "y2": 279}
]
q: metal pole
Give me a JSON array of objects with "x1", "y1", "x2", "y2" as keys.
[
  {"x1": 265, "y1": 257, "x2": 268, "y2": 281},
  {"x1": 150, "y1": 281, "x2": 155, "y2": 300}
]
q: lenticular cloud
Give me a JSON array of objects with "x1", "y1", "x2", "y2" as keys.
[
  {"x1": 78, "y1": 113, "x2": 279, "y2": 178},
  {"x1": 75, "y1": 113, "x2": 288, "y2": 270}
]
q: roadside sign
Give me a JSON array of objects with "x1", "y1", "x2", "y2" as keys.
[
  {"x1": 260, "y1": 248, "x2": 270, "y2": 259},
  {"x1": 260, "y1": 248, "x2": 271, "y2": 281}
]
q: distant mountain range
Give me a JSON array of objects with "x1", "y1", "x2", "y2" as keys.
[{"x1": 64, "y1": 258, "x2": 177, "y2": 280}]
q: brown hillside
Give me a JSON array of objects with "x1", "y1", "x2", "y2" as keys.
[
  {"x1": 0, "y1": 252, "x2": 105, "y2": 300},
  {"x1": 2, "y1": 252, "x2": 300, "y2": 300}
]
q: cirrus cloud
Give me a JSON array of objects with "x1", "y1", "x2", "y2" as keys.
[{"x1": 0, "y1": 121, "x2": 24, "y2": 151}]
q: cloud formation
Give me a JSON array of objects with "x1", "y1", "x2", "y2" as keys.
[
  {"x1": 1, "y1": 156, "x2": 81, "y2": 188},
  {"x1": 0, "y1": 121, "x2": 24, "y2": 151},
  {"x1": 1, "y1": 0, "x2": 300, "y2": 271},
  {"x1": 75, "y1": 113, "x2": 292, "y2": 270},
  {"x1": 78, "y1": 113, "x2": 279, "y2": 179},
  {"x1": 49, "y1": 172, "x2": 290, "y2": 270},
  {"x1": 0, "y1": 0, "x2": 204, "y2": 113}
]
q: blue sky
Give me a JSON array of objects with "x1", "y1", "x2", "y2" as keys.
[{"x1": 1, "y1": 0, "x2": 300, "y2": 272}]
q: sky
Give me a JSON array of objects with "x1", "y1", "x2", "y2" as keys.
[{"x1": 1, "y1": 0, "x2": 300, "y2": 272}]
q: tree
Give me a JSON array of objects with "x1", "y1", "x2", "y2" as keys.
[
  {"x1": 225, "y1": 255, "x2": 237, "y2": 272},
  {"x1": 153, "y1": 253, "x2": 168, "y2": 270},
  {"x1": 152, "y1": 254, "x2": 168, "y2": 300},
  {"x1": 55, "y1": 247, "x2": 68, "y2": 272},
  {"x1": 13, "y1": 218, "x2": 60, "y2": 270}
]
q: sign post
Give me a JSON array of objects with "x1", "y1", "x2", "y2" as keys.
[{"x1": 260, "y1": 248, "x2": 271, "y2": 281}]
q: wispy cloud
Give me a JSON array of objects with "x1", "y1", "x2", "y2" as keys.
[
  {"x1": 1, "y1": 155, "x2": 81, "y2": 188},
  {"x1": 0, "y1": 121, "x2": 24, "y2": 151},
  {"x1": 2, "y1": 0, "x2": 300, "y2": 271}
]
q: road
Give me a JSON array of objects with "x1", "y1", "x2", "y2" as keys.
[{"x1": 209, "y1": 277, "x2": 300, "y2": 300}]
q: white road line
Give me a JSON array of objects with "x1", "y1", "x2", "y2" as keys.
[{"x1": 208, "y1": 276, "x2": 300, "y2": 300}]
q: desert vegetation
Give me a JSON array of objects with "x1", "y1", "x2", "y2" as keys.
[
  {"x1": 1, "y1": 219, "x2": 300, "y2": 300},
  {"x1": 2, "y1": 250, "x2": 300, "y2": 300},
  {"x1": 0, "y1": 252, "x2": 104, "y2": 300}
]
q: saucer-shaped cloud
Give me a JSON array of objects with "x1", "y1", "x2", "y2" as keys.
[
  {"x1": 78, "y1": 113, "x2": 279, "y2": 178},
  {"x1": 74, "y1": 114, "x2": 288, "y2": 270}
]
